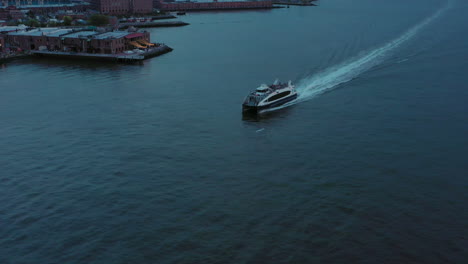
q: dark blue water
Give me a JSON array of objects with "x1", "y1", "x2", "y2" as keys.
[{"x1": 1, "y1": 0, "x2": 468, "y2": 263}]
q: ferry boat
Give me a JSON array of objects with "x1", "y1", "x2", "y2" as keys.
[{"x1": 242, "y1": 80, "x2": 297, "y2": 113}]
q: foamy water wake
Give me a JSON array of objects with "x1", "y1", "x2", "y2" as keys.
[{"x1": 265, "y1": 2, "x2": 450, "y2": 112}]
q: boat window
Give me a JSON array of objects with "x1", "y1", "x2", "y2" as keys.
[
  {"x1": 268, "y1": 91, "x2": 290, "y2": 102},
  {"x1": 245, "y1": 95, "x2": 260, "y2": 104}
]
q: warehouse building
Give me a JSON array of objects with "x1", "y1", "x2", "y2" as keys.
[{"x1": 3, "y1": 27, "x2": 152, "y2": 54}]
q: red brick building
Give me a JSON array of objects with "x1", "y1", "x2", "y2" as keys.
[
  {"x1": 0, "y1": 9, "x2": 7, "y2": 21},
  {"x1": 5, "y1": 28, "x2": 151, "y2": 54},
  {"x1": 6, "y1": 7, "x2": 26, "y2": 20},
  {"x1": 133, "y1": 0, "x2": 153, "y2": 13},
  {"x1": 91, "y1": 0, "x2": 153, "y2": 14}
]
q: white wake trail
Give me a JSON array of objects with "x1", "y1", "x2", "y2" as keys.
[{"x1": 293, "y1": 3, "x2": 450, "y2": 103}]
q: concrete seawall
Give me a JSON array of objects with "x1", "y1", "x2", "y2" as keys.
[
  {"x1": 0, "y1": 53, "x2": 30, "y2": 64},
  {"x1": 143, "y1": 45, "x2": 174, "y2": 59},
  {"x1": 30, "y1": 45, "x2": 173, "y2": 63}
]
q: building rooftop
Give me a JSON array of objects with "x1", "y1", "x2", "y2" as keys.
[
  {"x1": 7, "y1": 28, "x2": 73, "y2": 37},
  {"x1": 45, "y1": 28, "x2": 75, "y2": 37},
  {"x1": 94, "y1": 31, "x2": 131, "y2": 40},
  {"x1": 63, "y1": 30, "x2": 98, "y2": 38},
  {"x1": 4, "y1": 28, "x2": 137, "y2": 40},
  {"x1": 0, "y1": 25, "x2": 27, "y2": 32}
]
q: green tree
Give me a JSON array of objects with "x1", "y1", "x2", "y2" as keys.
[
  {"x1": 48, "y1": 21, "x2": 58, "y2": 27},
  {"x1": 26, "y1": 19, "x2": 40, "y2": 27},
  {"x1": 88, "y1": 14, "x2": 109, "y2": 27},
  {"x1": 27, "y1": 10, "x2": 36, "y2": 19},
  {"x1": 63, "y1": 16, "x2": 73, "y2": 26}
]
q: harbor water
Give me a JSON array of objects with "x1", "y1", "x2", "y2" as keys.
[{"x1": 1, "y1": 0, "x2": 468, "y2": 263}]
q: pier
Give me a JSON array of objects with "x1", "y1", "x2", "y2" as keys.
[
  {"x1": 273, "y1": 0, "x2": 317, "y2": 6},
  {"x1": 119, "y1": 21, "x2": 189, "y2": 29},
  {"x1": 149, "y1": 15, "x2": 177, "y2": 20}
]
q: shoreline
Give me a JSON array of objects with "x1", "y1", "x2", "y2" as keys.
[
  {"x1": 28, "y1": 45, "x2": 173, "y2": 63},
  {"x1": 0, "y1": 53, "x2": 30, "y2": 64}
]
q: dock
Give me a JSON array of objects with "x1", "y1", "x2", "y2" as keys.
[
  {"x1": 150, "y1": 15, "x2": 177, "y2": 20},
  {"x1": 273, "y1": 0, "x2": 317, "y2": 6}
]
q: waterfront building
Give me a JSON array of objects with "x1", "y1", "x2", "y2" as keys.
[
  {"x1": 0, "y1": 25, "x2": 26, "y2": 54},
  {"x1": 154, "y1": 0, "x2": 273, "y2": 11},
  {"x1": 3, "y1": 27, "x2": 151, "y2": 54},
  {"x1": 91, "y1": 0, "x2": 153, "y2": 15},
  {"x1": 133, "y1": 0, "x2": 153, "y2": 13}
]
